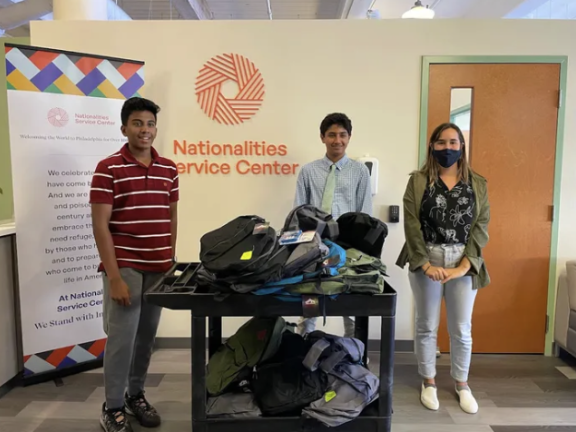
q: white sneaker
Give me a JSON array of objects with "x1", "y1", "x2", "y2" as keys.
[
  {"x1": 420, "y1": 383, "x2": 439, "y2": 411},
  {"x1": 456, "y1": 385, "x2": 478, "y2": 414}
]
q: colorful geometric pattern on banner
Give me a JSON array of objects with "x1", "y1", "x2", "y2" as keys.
[
  {"x1": 5, "y1": 45, "x2": 144, "y2": 99},
  {"x1": 23, "y1": 338, "x2": 106, "y2": 377}
]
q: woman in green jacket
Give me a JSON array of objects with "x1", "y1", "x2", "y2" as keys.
[{"x1": 396, "y1": 122, "x2": 490, "y2": 415}]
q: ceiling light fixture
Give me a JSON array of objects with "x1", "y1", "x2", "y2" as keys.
[
  {"x1": 402, "y1": 0, "x2": 435, "y2": 19},
  {"x1": 266, "y1": 0, "x2": 273, "y2": 19}
]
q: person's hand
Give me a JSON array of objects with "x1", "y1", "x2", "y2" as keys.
[
  {"x1": 442, "y1": 257, "x2": 472, "y2": 284},
  {"x1": 110, "y1": 277, "x2": 131, "y2": 306},
  {"x1": 441, "y1": 267, "x2": 467, "y2": 284},
  {"x1": 424, "y1": 265, "x2": 448, "y2": 282}
]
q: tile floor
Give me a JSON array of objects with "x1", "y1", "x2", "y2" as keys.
[{"x1": 1, "y1": 349, "x2": 576, "y2": 431}]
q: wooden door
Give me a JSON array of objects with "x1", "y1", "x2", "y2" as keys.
[{"x1": 427, "y1": 63, "x2": 561, "y2": 353}]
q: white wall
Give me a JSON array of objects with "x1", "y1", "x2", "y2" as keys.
[{"x1": 30, "y1": 19, "x2": 576, "y2": 342}]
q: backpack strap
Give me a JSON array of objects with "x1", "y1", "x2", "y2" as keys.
[
  {"x1": 319, "y1": 350, "x2": 348, "y2": 373},
  {"x1": 315, "y1": 219, "x2": 327, "y2": 238},
  {"x1": 302, "y1": 339, "x2": 330, "y2": 371},
  {"x1": 364, "y1": 226, "x2": 384, "y2": 245},
  {"x1": 302, "y1": 338, "x2": 348, "y2": 373},
  {"x1": 323, "y1": 220, "x2": 339, "y2": 240}
]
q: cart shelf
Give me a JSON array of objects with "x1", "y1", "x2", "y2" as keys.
[{"x1": 145, "y1": 262, "x2": 397, "y2": 432}]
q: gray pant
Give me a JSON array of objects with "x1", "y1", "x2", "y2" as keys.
[
  {"x1": 409, "y1": 244, "x2": 477, "y2": 383},
  {"x1": 102, "y1": 267, "x2": 163, "y2": 409},
  {"x1": 297, "y1": 316, "x2": 355, "y2": 338}
]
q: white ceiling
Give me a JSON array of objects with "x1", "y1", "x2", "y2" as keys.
[{"x1": 0, "y1": 0, "x2": 574, "y2": 38}]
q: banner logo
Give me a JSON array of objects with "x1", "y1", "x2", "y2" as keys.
[
  {"x1": 195, "y1": 53, "x2": 265, "y2": 125},
  {"x1": 48, "y1": 108, "x2": 69, "y2": 127}
]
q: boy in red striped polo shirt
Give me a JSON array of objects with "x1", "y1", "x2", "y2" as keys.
[{"x1": 90, "y1": 97, "x2": 179, "y2": 432}]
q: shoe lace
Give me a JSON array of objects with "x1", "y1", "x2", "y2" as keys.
[
  {"x1": 131, "y1": 394, "x2": 156, "y2": 413},
  {"x1": 110, "y1": 409, "x2": 126, "y2": 425}
]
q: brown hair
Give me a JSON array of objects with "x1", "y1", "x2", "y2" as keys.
[{"x1": 420, "y1": 122, "x2": 469, "y2": 185}]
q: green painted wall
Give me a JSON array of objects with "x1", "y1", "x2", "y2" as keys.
[{"x1": 0, "y1": 37, "x2": 29, "y2": 222}]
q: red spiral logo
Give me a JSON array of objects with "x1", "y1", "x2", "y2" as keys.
[
  {"x1": 195, "y1": 53, "x2": 265, "y2": 125},
  {"x1": 47, "y1": 108, "x2": 69, "y2": 127}
]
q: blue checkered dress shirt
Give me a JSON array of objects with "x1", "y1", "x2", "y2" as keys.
[{"x1": 294, "y1": 154, "x2": 373, "y2": 220}]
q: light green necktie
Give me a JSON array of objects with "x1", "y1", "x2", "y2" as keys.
[{"x1": 321, "y1": 164, "x2": 336, "y2": 214}]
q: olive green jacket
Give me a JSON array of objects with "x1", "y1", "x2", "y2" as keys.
[{"x1": 395, "y1": 169, "x2": 491, "y2": 290}]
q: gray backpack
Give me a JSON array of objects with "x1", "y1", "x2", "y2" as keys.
[
  {"x1": 207, "y1": 393, "x2": 261, "y2": 419},
  {"x1": 283, "y1": 204, "x2": 339, "y2": 240},
  {"x1": 302, "y1": 364, "x2": 379, "y2": 427},
  {"x1": 300, "y1": 331, "x2": 380, "y2": 428}
]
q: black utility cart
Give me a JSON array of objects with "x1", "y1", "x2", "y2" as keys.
[{"x1": 146, "y1": 262, "x2": 397, "y2": 432}]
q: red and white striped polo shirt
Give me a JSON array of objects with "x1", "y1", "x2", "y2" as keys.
[{"x1": 89, "y1": 143, "x2": 179, "y2": 273}]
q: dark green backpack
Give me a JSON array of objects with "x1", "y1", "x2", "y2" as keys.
[
  {"x1": 206, "y1": 316, "x2": 288, "y2": 396},
  {"x1": 344, "y1": 248, "x2": 388, "y2": 276}
]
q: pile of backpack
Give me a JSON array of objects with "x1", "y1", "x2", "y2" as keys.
[
  {"x1": 206, "y1": 316, "x2": 380, "y2": 427},
  {"x1": 194, "y1": 205, "x2": 389, "y2": 298}
]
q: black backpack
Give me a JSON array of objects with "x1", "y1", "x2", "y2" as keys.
[
  {"x1": 283, "y1": 205, "x2": 339, "y2": 241},
  {"x1": 196, "y1": 247, "x2": 290, "y2": 294},
  {"x1": 200, "y1": 216, "x2": 276, "y2": 275},
  {"x1": 198, "y1": 216, "x2": 290, "y2": 292},
  {"x1": 336, "y1": 212, "x2": 388, "y2": 258},
  {"x1": 252, "y1": 331, "x2": 328, "y2": 416}
]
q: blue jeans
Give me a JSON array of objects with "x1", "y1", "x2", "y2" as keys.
[{"x1": 409, "y1": 244, "x2": 477, "y2": 382}]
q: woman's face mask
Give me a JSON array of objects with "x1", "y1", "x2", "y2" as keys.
[
  {"x1": 432, "y1": 148, "x2": 461, "y2": 168},
  {"x1": 431, "y1": 128, "x2": 463, "y2": 168}
]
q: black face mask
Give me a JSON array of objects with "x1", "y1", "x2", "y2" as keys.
[{"x1": 432, "y1": 149, "x2": 461, "y2": 168}]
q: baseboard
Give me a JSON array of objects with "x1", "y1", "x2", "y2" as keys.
[
  {"x1": 555, "y1": 342, "x2": 576, "y2": 363},
  {"x1": 20, "y1": 358, "x2": 104, "y2": 387},
  {"x1": 155, "y1": 337, "x2": 414, "y2": 353},
  {"x1": 0, "y1": 374, "x2": 19, "y2": 400}
]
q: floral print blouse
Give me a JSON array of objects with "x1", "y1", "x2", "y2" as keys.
[{"x1": 420, "y1": 178, "x2": 476, "y2": 245}]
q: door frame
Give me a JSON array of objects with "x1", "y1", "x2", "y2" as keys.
[{"x1": 418, "y1": 55, "x2": 568, "y2": 356}]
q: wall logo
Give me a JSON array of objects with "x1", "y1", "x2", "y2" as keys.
[
  {"x1": 47, "y1": 108, "x2": 69, "y2": 127},
  {"x1": 195, "y1": 53, "x2": 265, "y2": 125}
]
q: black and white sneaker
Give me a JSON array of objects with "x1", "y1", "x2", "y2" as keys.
[
  {"x1": 100, "y1": 402, "x2": 133, "y2": 432},
  {"x1": 124, "y1": 392, "x2": 161, "y2": 428}
]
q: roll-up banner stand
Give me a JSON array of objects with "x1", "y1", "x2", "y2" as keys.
[{"x1": 5, "y1": 44, "x2": 145, "y2": 384}]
